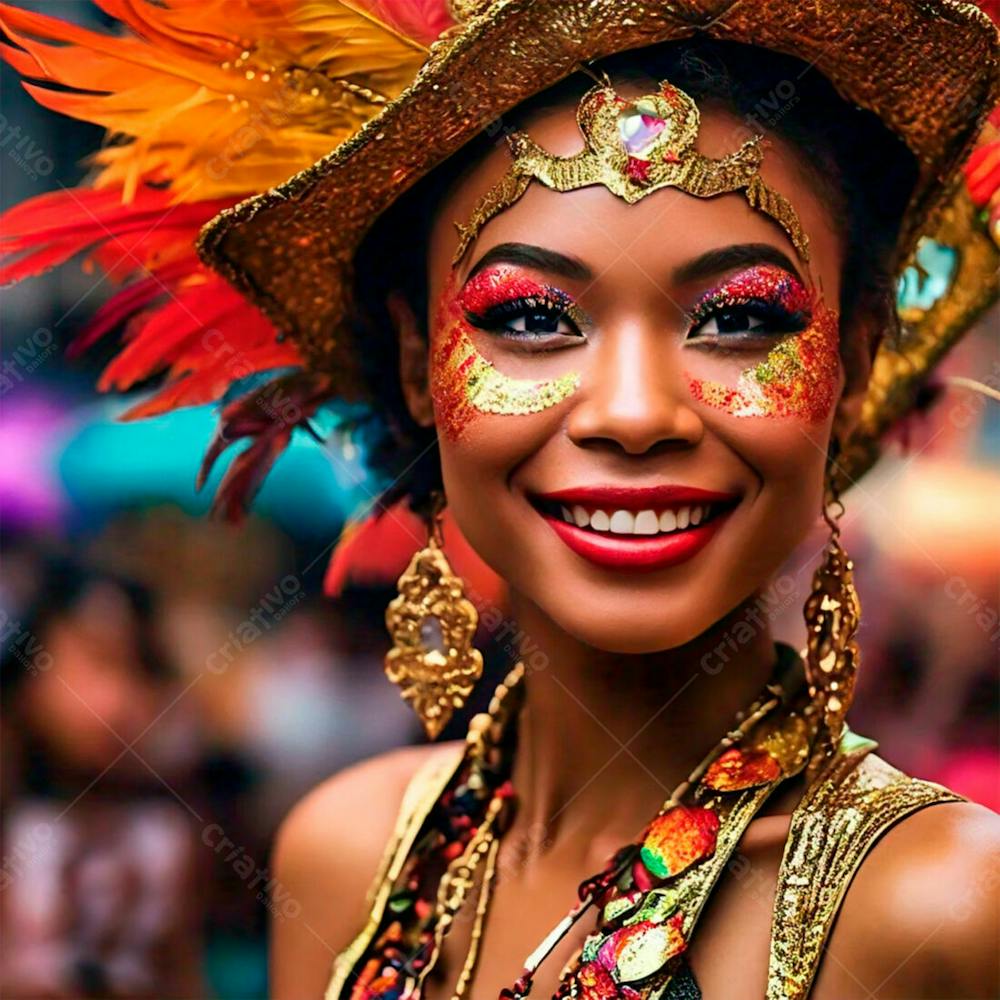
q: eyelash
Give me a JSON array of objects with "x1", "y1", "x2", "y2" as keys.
[
  {"x1": 686, "y1": 297, "x2": 812, "y2": 341},
  {"x1": 464, "y1": 295, "x2": 585, "y2": 344}
]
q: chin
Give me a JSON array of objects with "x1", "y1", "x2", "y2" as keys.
[{"x1": 531, "y1": 586, "x2": 733, "y2": 656}]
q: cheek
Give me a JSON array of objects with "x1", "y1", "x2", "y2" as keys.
[{"x1": 685, "y1": 304, "x2": 841, "y2": 423}]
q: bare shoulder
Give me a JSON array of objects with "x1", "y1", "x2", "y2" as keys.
[
  {"x1": 273, "y1": 741, "x2": 459, "y2": 895},
  {"x1": 818, "y1": 799, "x2": 1000, "y2": 999},
  {"x1": 270, "y1": 741, "x2": 463, "y2": 1000}
]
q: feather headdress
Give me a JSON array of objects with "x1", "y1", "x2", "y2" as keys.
[{"x1": 0, "y1": 0, "x2": 453, "y2": 526}]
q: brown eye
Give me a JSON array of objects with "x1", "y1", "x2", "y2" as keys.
[
  {"x1": 695, "y1": 308, "x2": 767, "y2": 337},
  {"x1": 688, "y1": 300, "x2": 809, "y2": 341},
  {"x1": 505, "y1": 309, "x2": 580, "y2": 336},
  {"x1": 466, "y1": 297, "x2": 584, "y2": 341}
]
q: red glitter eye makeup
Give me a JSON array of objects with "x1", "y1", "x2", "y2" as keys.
[
  {"x1": 458, "y1": 266, "x2": 588, "y2": 339},
  {"x1": 431, "y1": 272, "x2": 582, "y2": 440},
  {"x1": 686, "y1": 264, "x2": 813, "y2": 339}
]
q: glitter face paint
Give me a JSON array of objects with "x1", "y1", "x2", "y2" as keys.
[
  {"x1": 430, "y1": 269, "x2": 582, "y2": 440},
  {"x1": 685, "y1": 266, "x2": 840, "y2": 422}
]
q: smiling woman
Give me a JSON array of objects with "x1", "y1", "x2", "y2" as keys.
[
  {"x1": 259, "y1": 20, "x2": 998, "y2": 998},
  {"x1": 1, "y1": 1, "x2": 999, "y2": 998},
  {"x1": 356, "y1": 42, "x2": 884, "y2": 670}
]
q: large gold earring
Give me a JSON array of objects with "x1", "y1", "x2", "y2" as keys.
[
  {"x1": 385, "y1": 495, "x2": 484, "y2": 739},
  {"x1": 803, "y1": 473, "x2": 861, "y2": 778}
]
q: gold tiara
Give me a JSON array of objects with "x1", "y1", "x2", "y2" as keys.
[{"x1": 453, "y1": 79, "x2": 809, "y2": 264}]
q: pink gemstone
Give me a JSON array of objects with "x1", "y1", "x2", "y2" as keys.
[{"x1": 618, "y1": 100, "x2": 667, "y2": 158}]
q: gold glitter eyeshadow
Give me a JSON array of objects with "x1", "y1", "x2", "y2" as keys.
[
  {"x1": 688, "y1": 304, "x2": 840, "y2": 421},
  {"x1": 431, "y1": 325, "x2": 580, "y2": 439}
]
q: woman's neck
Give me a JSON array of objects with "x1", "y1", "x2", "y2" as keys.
[{"x1": 505, "y1": 593, "x2": 784, "y2": 866}]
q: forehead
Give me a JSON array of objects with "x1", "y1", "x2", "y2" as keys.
[{"x1": 429, "y1": 91, "x2": 843, "y2": 300}]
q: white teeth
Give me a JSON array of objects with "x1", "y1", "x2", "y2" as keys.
[
  {"x1": 556, "y1": 501, "x2": 715, "y2": 534},
  {"x1": 609, "y1": 510, "x2": 635, "y2": 534},
  {"x1": 634, "y1": 510, "x2": 659, "y2": 535},
  {"x1": 658, "y1": 509, "x2": 677, "y2": 532}
]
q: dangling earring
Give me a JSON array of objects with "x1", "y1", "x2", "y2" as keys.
[
  {"x1": 803, "y1": 466, "x2": 861, "y2": 778},
  {"x1": 385, "y1": 493, "x2": 484, "y2": 739}
]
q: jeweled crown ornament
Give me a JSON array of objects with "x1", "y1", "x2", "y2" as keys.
[
  {"x1": 454, "y1": 79, "x2": 809, "y2": 264},
  {"x1": 385, "y1": 505, "x2": 483, "y2": 739}
]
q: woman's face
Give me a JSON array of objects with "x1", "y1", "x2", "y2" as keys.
[{"x1": 403, "y1": 87, "x2": 869, "y2": 654}]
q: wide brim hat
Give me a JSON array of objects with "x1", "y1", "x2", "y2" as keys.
[{"x1": 198, "y1": 0, "x2": 1000, "y2": 487}]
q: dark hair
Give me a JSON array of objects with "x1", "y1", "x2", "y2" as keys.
[{"x1": 350, "y1": 38, "x2": 918, "y2": 508}]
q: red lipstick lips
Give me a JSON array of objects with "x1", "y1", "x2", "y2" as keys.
[{"x1": 535, "y1": 485, "x2": 737, "y2": 572}]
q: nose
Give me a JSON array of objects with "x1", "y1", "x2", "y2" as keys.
[{"x1": 567, "y1": 320, "x2": 704, "y2": 455}]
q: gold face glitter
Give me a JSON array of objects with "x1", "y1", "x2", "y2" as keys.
[{"x1": 430, "y1": 274, "x2": 581, "y2": 440}]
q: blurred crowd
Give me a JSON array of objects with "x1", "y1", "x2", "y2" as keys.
[{"x1": 1, "y1": 514, "x2": 421, "y2": 998}]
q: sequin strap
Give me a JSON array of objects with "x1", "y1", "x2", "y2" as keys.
[
  {"x1": 764, "y1": 739, "x2": 965, "y2": 1000},
  {"x1": 326, "y1": 744, "x2": 467, "y2": 1000}
]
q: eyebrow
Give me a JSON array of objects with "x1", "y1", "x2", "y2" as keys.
[
  {"x1": 465, "y1": 242, "x2": 593, "y2": 283},
  {"x1": 672, "y1": 243, "x2": 803, "y2": 286},
  {"x1": 464, "y1": 240, "x2": 801, "y2": 291}
]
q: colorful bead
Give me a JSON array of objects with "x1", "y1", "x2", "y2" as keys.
[
  {"x1": 597, "y1": 914, "x2": 687, "y2": 983},
  {"x1": 575, "y1": 961, "x2": 620, "y2": 999},
  {"x1": 601, "y1": 889, "x2": 643, "y2": 925},
  {"x1": 581, "y1": 930, "x2": 603, "y2": 963},
  {"x1": 624, "y1": 887, "x2": 680, "y2": 926},
  {"x1": 387, "y1": 892, "x2": 414, "y2": 913},
  {"x1": 702, "y1": 746, "x2": 782, "y2": 791},
  {"x1": 757, "y1": 712, "x2": 811, "y2": 774},
  {"x1": 632, "y1": 857, "x2": 656, "y2": 891},
  {"x1": 640, "y1": 805, "x2": 719, "y2": 879}
]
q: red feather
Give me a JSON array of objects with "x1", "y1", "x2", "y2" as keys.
[
  {"x1": 196, "y1": 373, "x2": 334, "y2": 522},
  {"x1": 98, "y1": 280, "x2": 252, "y2": 389},
  {"x1": 0, "y1": 236, "x2": 94, "y2": 284},
  {"x1": 0, "y1": 0, "x2": 432, "y2": 553},
  {"x1": 324, "y1": 500, "x2": 428, "y2": 596},
  {"x1": 119, "y1": 340, "x2": 300, "y2": 420},
  {"x1": 68, "y1": 257, "x2": 199, "y2": 357},
  {"x1": 323, "y1": 501, "x2": 504, "y2": 610}
]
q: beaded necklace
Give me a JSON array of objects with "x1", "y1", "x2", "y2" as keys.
[{"x1": 341, "y1": 647, "x2": 816, "y2": 999}]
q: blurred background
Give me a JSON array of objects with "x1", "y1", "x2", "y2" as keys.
[{"x1": 1, "y1": 4, "x2": 998, "y2": 998}]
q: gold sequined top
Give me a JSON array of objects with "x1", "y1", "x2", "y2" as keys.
[{"x1": 326, "y1": 733, "x2": 963, "y2": 999}]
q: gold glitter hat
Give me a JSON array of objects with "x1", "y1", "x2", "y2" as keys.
[{"x1": 198, "y1": 0, "x2": 1000, "y2": 485}]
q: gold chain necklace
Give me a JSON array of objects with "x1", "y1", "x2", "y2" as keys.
[
  {"x1": 433, "y1": 648, "x2": 813, "y2": 999},
  {"x1": 417, "y1": 663, "x2": 525, "y2": 998}
]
